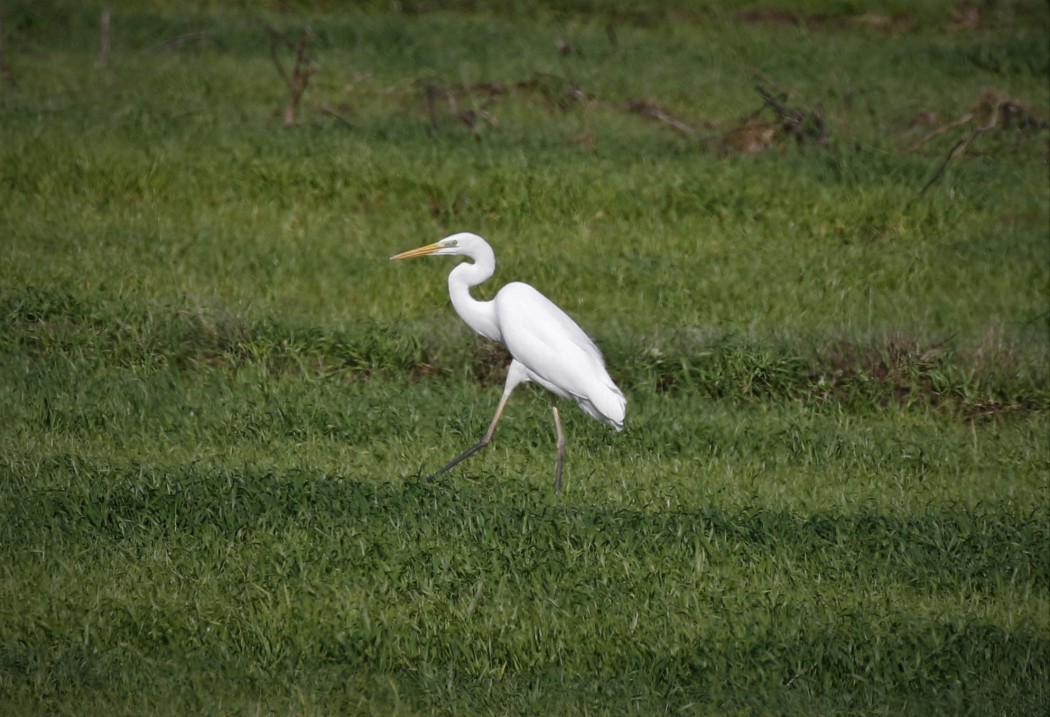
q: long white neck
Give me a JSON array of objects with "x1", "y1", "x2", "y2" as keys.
[{"x1": 448, "y1": 248, "x2": 502, "y2": 342}]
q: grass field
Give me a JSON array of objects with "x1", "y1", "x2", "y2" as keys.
[{"x1": 1, "y1": 1, "x2": 1048, "y2": 714}]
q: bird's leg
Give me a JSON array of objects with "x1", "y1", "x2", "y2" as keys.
[
  {"x1": 428, "y1": 385, "x2": 513, "y2": 481},
  {"x1": 551, "y1": 400, "x2": 566, "y2": 492}
]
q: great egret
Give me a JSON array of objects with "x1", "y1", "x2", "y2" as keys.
[{"x1": 391, "y1": 232, "x2": 625, "y2": 491}]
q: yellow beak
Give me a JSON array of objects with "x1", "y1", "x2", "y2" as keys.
[{"x1": 390, "y1": 242, "x2": 442, "y2": 261}]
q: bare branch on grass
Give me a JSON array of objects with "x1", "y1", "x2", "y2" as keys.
[
  {"x1": 714, "y1": 81, "x2": 828, "y2": 155},
  {"x1": 419, "y1": 72, "x2": 710, "y2": 144},
  {"x1": 919, "y1": 130, "x2": 986, "y2": 196},
  {"x1": 419, "y1": 79, "x2": 504, "y2": 135},
  {"x1": 413, "y1": 71, "x2": 839, "y2": 156},
  {"x1": 98, "y1": 7, "x2": 111, "y2": 69},
  {"x1": 265, "y1": 24, "x2": 317, "y2": 127},
  {"x1": 458, "y1": 108, "x2": 498, "y2": 133},
  {"x1": 908, "y1": 110, "x2": 979, "y2": 152},
  {"x1": 625, "y1": 99, "x2": 697, "y2": 137},
  {"x1": 755, "y1": 83, "x2": 828, "y2": 147},
  {"x1": 917, "y1": 91, "x2": 1047, "y2": 195},
  {"x1": 321, "y1": 106, "x2": 354, "y2": 130},
  {"x1": 420, "y1": 81, "x2": 452, "y2": 131}
]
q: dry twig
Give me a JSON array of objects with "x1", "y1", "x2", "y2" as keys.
[
  {"x1": 908, "y1": 110, "x2": 978, "y2": 152},
  {"x1": 321, "y1": 106, "x2": 354, "y2": 130},
  {"x1": 419, "y1": 79, "x2": 505, "y2": 135},
  {"x1": 626, "y1": 99, "x2": 697, "y2": 136},
  {"x1": 420, "y1": 81, "x2": 452, "y2": 131},
  {"x1": 917, "y1": 91, "x2": 1045, "y2": 195},
  {"x1": 98, "y1": 8, "x2": 111, "y2": 69},
  {"x1": 755, "y1": 83, "x2": 828, "y2": 146},
  {"x1": 715, "y1": 81, "x2": 827, "y2": 155},
  {"x1": 265, "y1": 25, "x2": 317, "y2": 127}
]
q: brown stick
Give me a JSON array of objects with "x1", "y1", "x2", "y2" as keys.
[
  {"x1": 283, "y1": 33, "x2": 305, "y2": 126},
  {"x1": 266, "y1": 25, "x2": 316, "y2": 127},
  {"x1": 756, "y1": 83, "x2": 827, "y2": 146},
  {"x1": 321, "y1": 106, "x2": 354, "y2": 130},
  {"x1": 266, "y1": 26, "x2": 292, "y2": 87},
  {"x1": 907, "y1": 111, "x2": 975, "y2": 152},
  {"x1": 625, "y1": 99, "x2": 696, "y2": 136},
  {"x1": 99, "y1": 8, "x2": 111, "y2": 69},
  {"x1": 919, "y1": 100, "x2": 1003, "y2": 196}
]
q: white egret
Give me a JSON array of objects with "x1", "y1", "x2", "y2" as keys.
[{"x1": 391, "y1": 232, "x2": 625, "y2": 491}]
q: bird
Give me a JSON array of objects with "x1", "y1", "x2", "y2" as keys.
[{"x1": 391, "y1": 232, "x2": 625, "y2": 491}]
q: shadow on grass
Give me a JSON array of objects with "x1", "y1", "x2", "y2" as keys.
[
  {"x1": 7, "y1": 462, "x2": 1048, "y2": 594},
  {"x1": 3, "y1": 463, "x2": 1048, "y2": 714}
]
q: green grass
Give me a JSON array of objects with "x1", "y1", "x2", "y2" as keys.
[{"x1": 1, "y1": 1, "x2": 1048, "y2": 714}]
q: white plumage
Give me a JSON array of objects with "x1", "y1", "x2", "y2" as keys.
[{"x1": 391, "y1": 232, "x2": 625, "y2": 490}]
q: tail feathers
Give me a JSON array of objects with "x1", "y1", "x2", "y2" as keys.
[{"x1": 576, "y1": 381, "x2": 626, "y2": 431}]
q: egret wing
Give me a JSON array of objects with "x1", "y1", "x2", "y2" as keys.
[{"x1": 495, "y1": 282, "x2": 625, "y2": 428}]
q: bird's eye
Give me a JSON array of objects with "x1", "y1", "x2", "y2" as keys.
[{"x1": 446, "y1": 239, "x2": 458, "y2": 247}]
